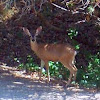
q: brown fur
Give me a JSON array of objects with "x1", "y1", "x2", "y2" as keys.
[{"x1": 22, "y1": 26, "x2": 78, "y2": 86}]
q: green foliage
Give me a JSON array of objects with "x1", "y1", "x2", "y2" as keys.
[
  {"x1": 49, "y1": 61, "x2": 69, "y2": 80},
  {"x1": 75, "y1": 44, "x2": 80, "y2": 50},
  {"x1": 78, "y1": 52, "x2": 100, "y2": 88},
  {"x1": 68, "y1": 28, "x2": 78, "y2": 39},
  {"x1": 67, "y1": 2, "x2": 74, "y2": 8},
  {"x1": 67, "y1": 28, "x2": 80, "y2": 50},
  {"x1": 18, "y1": 55, "x2": 39, "y2": 72},
  {"x1": 87, "y1": 6, "x2": 95, "y2": 15},
  {"x1": 71, "y1": 40, "x2": 80, "y2": 50}
]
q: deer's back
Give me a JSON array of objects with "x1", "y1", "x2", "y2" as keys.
[{"x1": 31, "y1": 42, "x2": 76, "y2": 61}]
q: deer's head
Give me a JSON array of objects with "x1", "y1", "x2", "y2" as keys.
[{"x1": 22, "y1": 26, "x2": 42, "y2": 41}]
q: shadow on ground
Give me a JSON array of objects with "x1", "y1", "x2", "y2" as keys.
[{"x1": 0, "y1": 66, "x2": 100, "y2": 100}]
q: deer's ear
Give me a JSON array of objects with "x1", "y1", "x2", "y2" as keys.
[
  {"x1": 22, "y1": 27, "x2": 31, "y2": 36},
  {"x1": 36, "y1": 26, "x2": 42, "y2": 35}
]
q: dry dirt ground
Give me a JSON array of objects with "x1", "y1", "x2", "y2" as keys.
[{"x1": 0, "y1": 65, "x2": 100, "y2": 100}]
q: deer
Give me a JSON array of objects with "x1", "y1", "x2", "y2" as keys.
[{"x1": 22, "y1": 26, "x2": 78, "y2": 86}]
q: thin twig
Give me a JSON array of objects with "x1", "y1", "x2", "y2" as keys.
[{"x1": 51, "y1": 3, "x2": 68, "y2": 11}]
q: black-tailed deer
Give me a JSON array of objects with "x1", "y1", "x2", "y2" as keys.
[{"x1": 22, "y1": 26, "x2": 77, "y2": 86}]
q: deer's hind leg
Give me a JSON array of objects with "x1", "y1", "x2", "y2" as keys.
[
  {"x1": 61, "y1": 61, "x2": 77, "y2": 86},
  {"x1": 72, "y1": 65, "x2": 77, "y2": 81}
]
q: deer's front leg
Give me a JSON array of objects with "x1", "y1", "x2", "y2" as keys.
[
  {"x1": 45, "y1": 61, "x2": 50, "y2": 82},
  {"x1": 39, "y1": 60, "x2": 45, "y2": 81}
]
